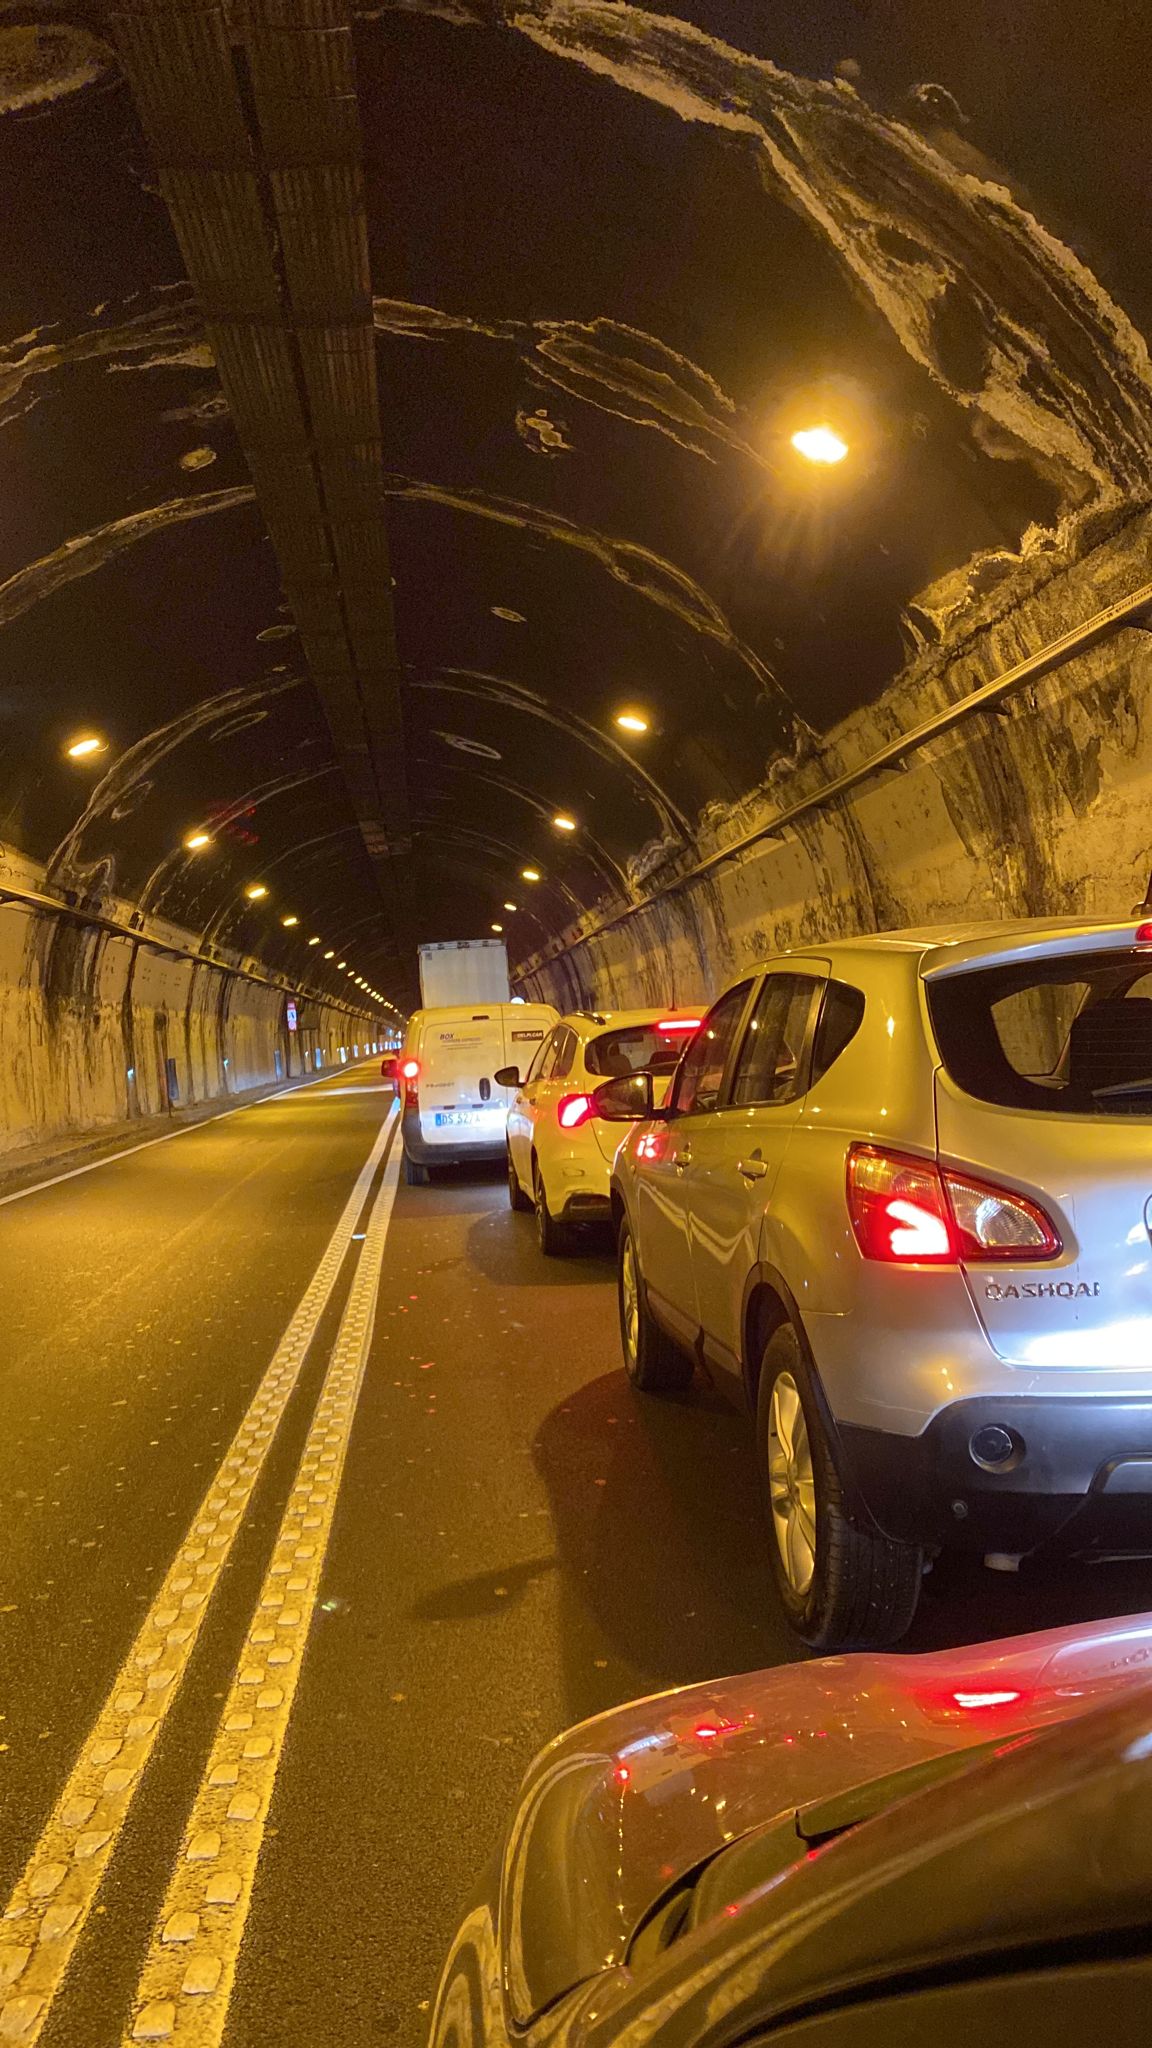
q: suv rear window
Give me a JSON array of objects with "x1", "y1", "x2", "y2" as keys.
[
  {"x1": 586, "y1": 1022, "x2": 689, "y2": 1078},
  {"x1": 927, "y1": 949, "x2": 1152, "y2": 1115}
]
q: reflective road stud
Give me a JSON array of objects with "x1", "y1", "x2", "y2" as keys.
[
  {"x1": 0, "y1": 1107, "x2": 397, "y2": 2048},
  {"x1": 125, "y1": 1129, "x2": 403, "y2": 2045}
]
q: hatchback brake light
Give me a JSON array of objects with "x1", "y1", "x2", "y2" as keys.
[
  {"x1": 846, "y1": 1146, "x2": 1061, "y2": 1264},
  {"x1": 557, "y1": 1093, "x2": 594, "y2": 1130},
  {"x1": 657, "y1": 1017, "x2": 702, "y2": 1033}
]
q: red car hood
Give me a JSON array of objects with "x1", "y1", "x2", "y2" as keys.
[{"x1": 499, "y1": 1610, "x2": 1152, "y2": 2027}]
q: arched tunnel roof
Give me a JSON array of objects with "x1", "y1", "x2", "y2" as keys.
[{"x1": 3, "y1": 0, "x2": 1151, "y2": 1012}]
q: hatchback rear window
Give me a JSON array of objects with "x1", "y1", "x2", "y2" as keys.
[
  {"x1": 927, "y1": 950, "x2": 1152, "y2": 1114},
  {"x1": 586, "y1": 1023, "x2": 691, "y2": 1078}
]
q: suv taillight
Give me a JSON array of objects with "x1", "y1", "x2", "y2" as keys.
[
  {"x1": 846, "y1": 1145, "x2": 1061, "y2": 1265},
  {"x1": 557, "y1": 1093, "x2": 594, "y2": 1130}
]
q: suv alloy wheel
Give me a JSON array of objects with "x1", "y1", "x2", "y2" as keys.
[{"x1": 756, "y1": 1321, "x2": 922, "y2": 1650}]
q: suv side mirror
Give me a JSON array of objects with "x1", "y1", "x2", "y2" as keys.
[
  {"x1": 380, "y1": 1054, "x2": 398, "y2": 1080},
  {"x1": 591, "y1": 1072, "x2": 654, "y2": 1121},
  {"x1": 494, "y1": 1065, "x2": 521, "y2": 1088}
]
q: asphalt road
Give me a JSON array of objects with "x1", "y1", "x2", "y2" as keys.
[{"x1": 1, "y1": 1065, "x2": 1150, "y2": 2046}]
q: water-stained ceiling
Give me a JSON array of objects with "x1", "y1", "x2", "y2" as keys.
[{"x1": 2, "y1": 0, "x2": 1150, "y2": 1010}]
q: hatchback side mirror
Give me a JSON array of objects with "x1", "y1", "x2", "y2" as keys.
[
  {"x1": 380, "y1": 1054, "x2": 398, "y2": 1079},
  {"x1": 591, "y1": 1072, "x2": 654, "y2": 1121},
  {"x1": 494, "y1": 1065, "x2": 521, "y2": 1088}
]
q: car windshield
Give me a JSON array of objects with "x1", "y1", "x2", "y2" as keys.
[
  {"x1": 927, "y1": 948, "x2": 1152, "y2": 1114},
  {"x1": 586, "y1": 1023, "x2": 692, "y2": 1078}
]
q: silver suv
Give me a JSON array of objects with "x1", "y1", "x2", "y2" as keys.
[{"x1": 604, "y1": 918, "x2": 1152, "y2": 1649}]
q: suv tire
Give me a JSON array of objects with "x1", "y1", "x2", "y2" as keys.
[
  {"x1": 618, "y1": 1218, "x2": 694, "y2": 1393},
  {"x1": 508, "y1": 1147, "x2": 531, "y2": 1212},
  {"x1": 756, "y1": 1321, "x2": 921, "y2": 1651},
  {"x1": 534, "y1": 1160, "x2": 573, "y2": 1256}
]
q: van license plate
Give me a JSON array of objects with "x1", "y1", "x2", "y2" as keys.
[{"x1": 434, "y1": 1111, "x2": 481, "y2": 1127}]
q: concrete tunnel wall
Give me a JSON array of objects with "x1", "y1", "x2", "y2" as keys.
[
  {"x1": 516, "y1": 505, "x2": 1152, "y2": 1016},
  {"x1": 0, "y1": 892, "x2": 378, "y2": 1167}
]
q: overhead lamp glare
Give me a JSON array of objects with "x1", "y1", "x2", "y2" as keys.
[
  {"x1": 184, "y1": 831, "x2": 211, "y2": 850},
  {"x1": 281, "y1": 915, "x2": 299, "y2": 928},
  {"x1": 66, "y1": 734, "x2": 107, "y2": 760},
  {"x1": 790, "y1": 424, "x2": 848, "y2": 465},
  {"x1": 491, "y1": 923, "x2": 503, "y2": 934},
  {"x1": 245, "y1": 884, "x2": 268, "y2": 901},
  {"x1": 521, "y1": 867, "x2": 541, "y2": 883},
  {"x1": 553, "y1": 814, "x2": 577, "y2": 832},
  {"x1": 503, "y1": 901, "x2": 518, "y2": 912},
  {"x1": 614, "y1": 711, "x2": 649, "y2": 734}
]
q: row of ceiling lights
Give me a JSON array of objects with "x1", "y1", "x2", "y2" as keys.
[
  {"x1": 66, "y1": 683, "x2": 719, "y2": 969},
  {"x1": 62, "y1": 737, "x2": 394, "y2": 1012},
  {"x1": 228, "y1": 868, "x2": 397, "y2": 1010}
]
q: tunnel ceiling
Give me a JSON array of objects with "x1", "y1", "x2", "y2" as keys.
[{"x1": 2, "y1": 0, "x2": 1151, "y2": 1010}]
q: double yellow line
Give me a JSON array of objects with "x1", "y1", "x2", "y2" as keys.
[{"x1": 0, "y1": 1105, "x2": 401, "y2": 2047}]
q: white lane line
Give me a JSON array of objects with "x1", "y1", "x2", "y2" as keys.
[
  {"x1": 0, "y1": 1105, "x2": 397, "y2": 2046},
  {"x1": 0, "y1": 1063, "x2": 380, "y2": 1211},
  {"x1": 123, "y1": 1128, "x2": 403, "y2": 2045}
]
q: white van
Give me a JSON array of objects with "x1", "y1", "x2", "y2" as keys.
[{"x1": 395, "y1": 1002, "x2": 558, "y2": 1184}]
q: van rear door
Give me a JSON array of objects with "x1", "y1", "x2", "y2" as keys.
[{"x1": 418, "y1": 1010, "x2": 508, "y2": 1151}]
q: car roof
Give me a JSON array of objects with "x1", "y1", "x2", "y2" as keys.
[
  {"x1": 561, "y1": 1007, "x2": 700, "y2": 1035},
  {"x1": 764, "y1": 916, "x2": 1150, "y2": 978}
]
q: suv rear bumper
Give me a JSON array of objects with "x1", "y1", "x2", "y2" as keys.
[{"x1": 840, "y1": 1396, "x2": 1152, "y2": 1556}]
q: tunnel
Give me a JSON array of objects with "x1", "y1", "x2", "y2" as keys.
[
  {"x1": 5, "y1": 8, "x2": 1152, "y2": 2045},
  {"x1": 2, "y1": 0, "x2": 1151, "y2": 1159}
]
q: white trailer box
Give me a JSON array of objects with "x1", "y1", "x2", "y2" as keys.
[{"x1": 418, "y1": 939, "x2": 510, "y2": 1009}]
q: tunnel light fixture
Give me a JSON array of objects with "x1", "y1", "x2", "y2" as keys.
[
  {"x1": 491, "y1": 923, "x2": 503, "y2": 934},
  {"x1": 614, "y1": 710, "x2": 649, "y2": 735},
  {"x1": 308, "y1": 935, "x2": 321, "y2": 946},
  {"x1": 245, "y1": 883, "x2": 269, "y2": 901},
  {"x1": 790, "y1": 424, "x2": 848, "y2": 465},
  {"x1": 553, "y1": 814, "x2": 577, "y2": 832},
  {"x1": 184, "y1": 830, "x2": 212, "y2": 851},
  {"x1": 281, "y1": 914, "x2": 299, "y2": 928},
  {"x1": 324, "y1": 949, "x2": 335, "y2": 959},
  {"x1": 521, "y1": 867, "x2": 541, "y2": 882},
  {"x1": 337, "y1": 960, "x2": 347, "y2": 969},
  {"x1": 503, "y1": 901, "x2": 518, "y2": 912},
  {"x1": 65, "y1": 733, "x2": 107, "y2": 760}
]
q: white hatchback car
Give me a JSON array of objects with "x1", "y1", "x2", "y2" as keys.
[
  {"x1": 498, "y1": 1009, "x2": 702, "y2": 1253},
  {"x1": 604, "y1": 918, "x2": 1152, "y2": 1650}
]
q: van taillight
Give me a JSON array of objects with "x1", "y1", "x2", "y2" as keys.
[
  {"x1": 401, "y1": 1057, "x2": 420, "y2": 1102},
  {"x1": 846, "y1": 1146, "x2": 1061, "y2": 1264}
]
